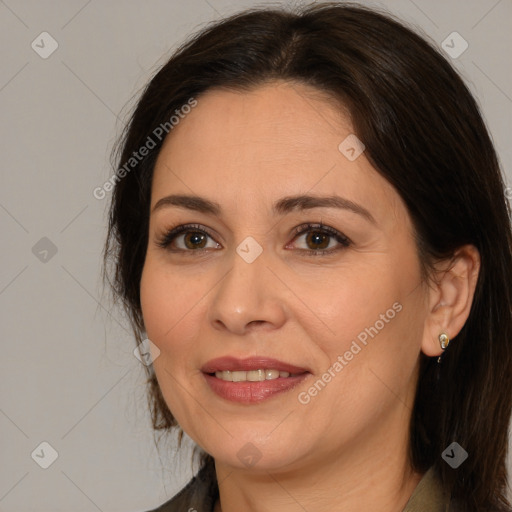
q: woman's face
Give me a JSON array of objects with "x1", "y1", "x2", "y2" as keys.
[{"x1": 140, "y1": 80, "x2": 429, "y2": 473}]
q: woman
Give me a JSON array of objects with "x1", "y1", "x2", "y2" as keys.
[{"x1": 103, "y1": 2, "x2": 512, "y2": 511}]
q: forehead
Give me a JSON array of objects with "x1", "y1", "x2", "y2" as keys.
[
  {"x1": 151, "y1": 81, "x2": 405, "y2": 224},
  {"x1": 157, "y1": 81, "x2": 348, "y2": 163}
]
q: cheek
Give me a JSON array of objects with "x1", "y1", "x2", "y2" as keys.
[
  {"x1": 140, "y1": 258, "x2": 198, "y2": 362},
  {"x1": 307, "y1": 254, "x2": 423, "y2": 396},
  {"x1": 139, "y1": 258, "x2": 206, "y2": 423},
  {"x1": 139, "y1": 254, "x2": 221, "y2": 402},
  {"x1": 140, "y1": 261, "x2": 169, "y2": 341},
  {"x1": 298, "y1": 263, "x2": 402, "y2": 351},
  {"x1": 306, "y1": 292, "x2": 423, "y2": 436}
]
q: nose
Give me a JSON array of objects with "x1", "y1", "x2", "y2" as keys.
[{"x1": 207, "y1": 247, "x2": 287, "y2": 336}]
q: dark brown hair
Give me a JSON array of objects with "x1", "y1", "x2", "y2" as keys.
[{"x1": 103, "y1": 2, "x2": 512, "y2": 510}]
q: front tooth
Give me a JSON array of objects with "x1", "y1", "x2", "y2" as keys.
[
  {"x1": 215, "y1": 369, "x2": 294, "y2": 381},
  {"x1": 247, "y1": 369, "x2": 265, "y2": 382},
  {"x1": 231, "y1": 371, "x2": 247, "y2": 382},
  {"x1": 265, "y1": 369, "x2": 280, "y2": 380}
]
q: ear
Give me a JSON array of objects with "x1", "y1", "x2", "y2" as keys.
[{"x1": 421, "y1": 244, "x2": 481, "y2": 357}]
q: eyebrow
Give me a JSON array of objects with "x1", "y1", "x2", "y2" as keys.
[{"x1": 152, "y1": 193, "x2": 376, "y2": 224}]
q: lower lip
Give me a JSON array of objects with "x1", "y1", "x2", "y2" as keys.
[{"x1": 203, "y1": 372, "x2": 310, "y2": 403}]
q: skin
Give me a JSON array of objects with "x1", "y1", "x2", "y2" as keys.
[{"x1": 140, "y1": 80, "x2": 480, "y2": 512}]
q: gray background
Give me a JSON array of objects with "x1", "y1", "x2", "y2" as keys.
[{"x1": 0, "y1": 0, "x2": 511, "y2": 511}]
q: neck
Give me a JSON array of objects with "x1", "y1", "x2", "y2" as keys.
[
  {"x1": 215, "y1": 459, "x2": 421, "y2": 512},
  {"x1": 213, "y1": 415, "x2": 422, "y2": 512}
]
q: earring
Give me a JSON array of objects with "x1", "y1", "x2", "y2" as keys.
[{"x1": 437, "y1": 332, "x2": 450, "y2": 363}]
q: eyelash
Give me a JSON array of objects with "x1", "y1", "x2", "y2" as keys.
[{"x1": 155, "y1": 222, "x2": 352, "y2": 256}]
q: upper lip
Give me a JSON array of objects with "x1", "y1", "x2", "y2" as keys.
[{"x1": 201, "y1": 356, "x2": 310, "y2": 374}]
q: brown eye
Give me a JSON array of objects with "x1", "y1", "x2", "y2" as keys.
[
  {"x1": 156, "y1": 224, "x2": 220, "y2": 252},
  {"x1": 183, "y1": 231, "x2": 208, "y2": 249},
  {"x1": 290, "y1": 223, "x2": 351, "y2": 255},
  {"x1": 304, "y1": 231, "x2": 330, "y2": 251}
]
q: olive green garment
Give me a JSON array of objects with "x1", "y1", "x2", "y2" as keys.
[{"x1": 144, "y1": 458, "x2": 452, "y2": 512}]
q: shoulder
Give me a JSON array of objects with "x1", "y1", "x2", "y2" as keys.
[{"x1": 142, "y1": 459, "x2": 218, "y2": 512}]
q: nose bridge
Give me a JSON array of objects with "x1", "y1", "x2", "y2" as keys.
[{"x1": 208, "y1": 238, "x2": 286, "y2": 333}]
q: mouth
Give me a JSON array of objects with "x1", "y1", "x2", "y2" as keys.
[
  {"x1": 201, "y1": 356, "x2": 311, "y2": 403},
  {"x1": 211, "y1": 369, "x2": 304, "y2": 382}
]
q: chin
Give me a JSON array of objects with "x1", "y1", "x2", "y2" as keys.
[{"x1": 200, "y1": 433, "x2": 309, "y2": 473}]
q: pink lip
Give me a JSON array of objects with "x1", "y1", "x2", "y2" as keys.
[
  {"x1": 201, "y1": 356, "x2": 311, "y2": 404},
  {"x1": 201, "y1": 356, "x2": 309, "y2": 374}
]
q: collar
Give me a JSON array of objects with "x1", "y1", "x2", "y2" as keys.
[{"x1": 401, "y1": 466, "x2": 450, "y2": 512}]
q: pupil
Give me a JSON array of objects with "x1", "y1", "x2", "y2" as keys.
[
  {"x1": 186, "y1": 232, "x2": 206, "y2": 249},
  {"x1": 308, "y1": 232, "x2": 328, "y2": 250}
]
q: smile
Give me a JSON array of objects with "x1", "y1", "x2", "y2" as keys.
[
  {"x1": 201, "y1": 356, "x2": 311, "y2": 403},
  {"x1": 213, "y1": 369, "x2": 303, "y2": 382}
]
